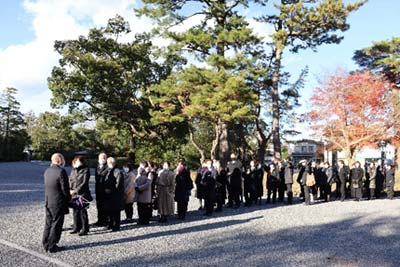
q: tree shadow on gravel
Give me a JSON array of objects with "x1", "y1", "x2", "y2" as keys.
[{"x1": 95, "y1": 215, "x2": 400, "y2": 267}]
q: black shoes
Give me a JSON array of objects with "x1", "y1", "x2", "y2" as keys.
[
  {"x1": 78, "y1": 231, "x2": 88, "y2": 236},
  {"x1": 47, "y1": 245, "x2": 64, "y2": 253},
  {"x1": 70, "y1": 230, "x2": 79, "y2": 234},
  {"x1": 93, "y1": 221, "x2": 107, "y2": 227}
]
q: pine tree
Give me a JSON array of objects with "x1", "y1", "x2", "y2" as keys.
[
  {"x1": 257, "y1": 0, "x2": 367, "y2": 158},
  {"x1": 0, "y1": 87, "x2": 30, "y2": 161},
  {"x1": 138, "y1": 0, "x2": 263, "y2": 166}
]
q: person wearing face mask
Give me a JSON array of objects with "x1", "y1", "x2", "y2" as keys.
[
  {"x1": 366, "y1": 162, "x2": 377, "y2": 200},
  {"x1": 122, "y1": 162, "x2": 136, "y2": 222},
  {"x1": 201, "y1": 159, "x2": 217, "y2": 215},
  {"x1": 243, "y1": 163, "x2": 255, "y2": 207},
  {"x1": 69, "y1": 156, "x2": 92, "y2": 236},
  {"x1": 266, "y1": 163, "x2": 278, "y2": 204},
  {"x1": 337, "y1": 160, "x2": 350, "y2": 201},
  {"x1": 174, "y1": 159, "x2": 193, "y2": 220},
  {"x1": 103, "y1": 157, "x2": 124, "y2": 231},
  {"x1": 350, "y1": 161, "x2": 364, "y2": 201},
  {"x1": 42, "y1": 153, "x2": 70, "y2": 253},
  {"x1": 384, "y1": 160, "x2": 395, "y2": 200},
  {"x1": 195, "y1": 161, "x2": 207, "y2": 210},
  {"x1": 135, "y1": 161, "x2": 153, "y2": 225},
  {"x1": 284, "y1": 158, "x2": 294, "y2": 205},
  {"x1": 156, "y1": 162, "x2": 175, "y2": 222},
  {"x1": 298, "y1": 160, "x2": 312, "y2": 205},
  {"x1": 252, "y1": 161, "x2": 264, "y2": 205},
  {"x1": 94, "y1": 153, "x2": 108, "y2": 226}
]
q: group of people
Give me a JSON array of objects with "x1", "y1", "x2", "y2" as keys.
[
  {"x1": 296, "y1": 159, "x2": 396, "y2": 205},
  {"x1": 42, "y1": 152, "x2": 396, "y2": 253}
]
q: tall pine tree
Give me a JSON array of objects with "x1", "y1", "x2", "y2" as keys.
[
  {"x1": 138, "y1": 0, "x2": 263, "y2": 166},
  {"x1": 257, "y1": 0, "x2": 366, "y2": 158},
  {"x1": 0, "y1": 87, "x2": 30, "y2": 161}
]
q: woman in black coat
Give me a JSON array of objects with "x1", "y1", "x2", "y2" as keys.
[
  {"x1": 174, "y1": 160, "x2": 193, "y2": 220},
  {"x1": 69, "y1": 156, "x2": 92, "y2": 236},
  {"x1": 215, "y1": 167, "x2": 228, "y2": 211}
]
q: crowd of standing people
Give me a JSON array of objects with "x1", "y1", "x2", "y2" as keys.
[{"x1": 42, "y1": 152, "x2": 396, "y2": 253}]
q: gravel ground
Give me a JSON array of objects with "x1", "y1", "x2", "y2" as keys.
[{"x1": 1, "y1": 162, "x2": 400, "y2": 267}]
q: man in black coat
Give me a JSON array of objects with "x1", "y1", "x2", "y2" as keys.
[
  {"x1": 201, "y1": 160, "x2": 217, "y2": 215},
  {"x1": 174, "y1": 160, "x2": 193, "y2": 220},
  {"x1": 350, "y1": 161, "x2": 364, "y2": 201},
  {"x1": 337, "y1": 160, "x2": 349, "y2": 201},
  {"x1": 385, "y1": 161, "x2": 395, "y2": 199},
  {"x1": 284, "y1": 158, "x2": 294, "y2": 205},
  {"x1": 42, "y1": 153, "x2": 71, "y2": 253},
  {"x1": 94, "y1": 153, "x2": 108, "y2": 226}
]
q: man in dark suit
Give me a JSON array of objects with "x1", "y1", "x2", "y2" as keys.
[
  {"x1": 94, "y1": 153, "x2": 108, "y2": 226},
  {"x1": 42, "y1": 153, "x2": 71, "y2": 253},
  {"x1": 385, "y1": 160, "x2": 395, "y2": 199},
  {"x1": 337, "y1": 160, "x2": 349, "y2": 201},
  {"x1": 284, "y1": 158, "x2": 294, "y2": 205}
]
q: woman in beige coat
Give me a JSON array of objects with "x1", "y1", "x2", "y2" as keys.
[
  {"x1": 123, "y1": 163, "x2": 136, "y2": 222},
  {"x1": 156, "y1": 162, "x2": 175, "y2": 222}
]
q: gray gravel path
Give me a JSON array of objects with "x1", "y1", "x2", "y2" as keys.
[{"x1": 1, "y1": 162, "x2": 400, "y2": 267}]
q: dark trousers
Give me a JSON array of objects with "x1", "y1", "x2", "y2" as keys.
[
  {"x1": 278, "y1": 184, "x2": 286, "y2": 202},
  {"x1": 339, "y1": 179, "x2": 346, "y2": 201},
  {"x1": 107, "y1": 209, "x2": 121, "y2": 230},
  {"x1": 216, "y1": 198, "x2": 225, "y2": 211},
  {"x1": 124, "y1": 203, "x2": 133, "y2": 220},
  {"x1": 137, "y1": 203, "x2": 152, "y2": 225},
  {"x1": 267, "y1": 188, "x2": 277, "y2": 203},
  {"x1": 304, "y1": 186, "x2": 312, "y2": 205},
  {"x1": 351, "y1": 185, "x2": 362, "y2": 200},
  {"x1": 204, "y1": 197, "x2": 215, "y2": 215},
  {"x1": 286, "y1": 183, "x2": 293, "y2": 204},
  {"x1": 244, "y1": 188, "x2": 253, "y2": 206},
  {"x1": 72, "y1": 208, "x2": 89, "y2": 233},
  {"x1": 42, "y1": 207, "x2": 65, "y2": 251},
  {"x1": 299, "y1": 180, "x2": 305, "y2": 199},
  {"x1": 228, "y1": 189, "x2": 241, "y2": 208},
  {"x1": 370, "y1": 188, "x2": 376, "y2": 199},
  {"x1": 96, "y1": 196, "x2": 107, "y2": 224},
  {"x1": 387, "y1": 186, "x2": 394, "y2": 199},
  {"x1": 177, "y1": 201, "x2": 188, "y2": 219},
  {"x1": 325, "y1": 183, "x2": 331, "y2": 201}
]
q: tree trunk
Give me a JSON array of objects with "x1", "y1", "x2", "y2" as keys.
[
  {"x1": 211, "y1": 123, "x2": 220, "y2": 161},
  {"x1": 344, "y1": 147, "x2": 356, "y2": 166},
  {"x1": 218, "y1": 120, "x2": 230, "y2": 168},
  {"x1": 271, "y1": 46, "x2": 283, "y2": 160},
  {"x1": 127, "y1": 135, "x2": 136, "y2": 164},
  {"x1": 189, "y1": 126, "x2": 206, "y2": 163}
]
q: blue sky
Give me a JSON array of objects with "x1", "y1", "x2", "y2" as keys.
[{"x1": 0, "y1": 0, "x2": 399, "y2": 115}]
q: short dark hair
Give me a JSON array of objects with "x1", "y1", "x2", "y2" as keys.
[
  {"x1": 178, "y1": 158, "x2": 186, "y2": 166},
  {"x1": 140, "y1": 161, "x2": 148, "y2": 168},
  {"x1": 72, "y1": 155, "x2": 86, "y2": 166}
]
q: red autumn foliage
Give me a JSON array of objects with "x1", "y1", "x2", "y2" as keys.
[{"x1": 308, "y1": 69, "x2": 395, "y2": 162}]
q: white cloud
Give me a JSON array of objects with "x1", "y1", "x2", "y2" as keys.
[
  {"x1": 247, "y1": 18, "x2": 274, "y2": 42},
  {"x1": 19, "y1": 89, "x2": 53, "y2": 114},
  {"x1": 0, "y1": 0, "x2": 153, "y2": 114},
  {"x1": 0, "y1": 1, "x2": 275, "y2": 115}
]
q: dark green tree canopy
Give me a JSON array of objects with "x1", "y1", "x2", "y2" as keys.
[
  {"x1": 353, "y1": 37, "x2": 400, "y2": 87},
  {"x1": 48, "y1": 15, "x2": 181, "y2": 139},
  {"x1": 0, "y1": 87, "x2": 30, "y2": 161}
]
